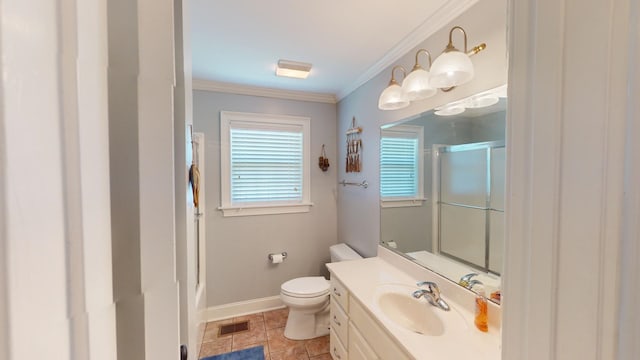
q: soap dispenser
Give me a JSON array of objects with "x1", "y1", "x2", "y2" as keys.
[{"x1": 474, "y1": 285, "x2": 488, "y2": 332}]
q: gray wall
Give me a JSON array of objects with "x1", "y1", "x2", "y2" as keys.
[
  {"x1": 337, "y1": 0, "x2": 508, "y2": 258},
  {"x1": 193, "y1": 90, "x2": 338, "y2": 306}
]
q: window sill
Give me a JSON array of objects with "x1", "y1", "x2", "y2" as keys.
[
  {"x1": 218, "y1": 202, "x2": 313, "y2": 217},
  {"x1": 380, "y1": 198, "x2": 427, "y2": 208}
]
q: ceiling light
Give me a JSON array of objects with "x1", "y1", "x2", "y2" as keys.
[
  {"x1": 378, "y1": 65, "x2": 410, "y2": 110},
  {"x1": 402, "y1": 49, "x2": 437, "y2": 101},
  {"x1": 430, "y1": 26, "x2": 486, "y2": 89},
  {"x1": 275, "y1": 60, "x2": 312, "y2": 79}
]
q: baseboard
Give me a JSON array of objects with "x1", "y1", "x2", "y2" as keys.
[{"x1": 204, "y1": 296, "x2": 285, "y2": 322}]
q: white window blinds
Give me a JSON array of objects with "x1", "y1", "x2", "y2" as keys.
[
  {"x1": 380, "y1": 125, "x2": 424, "y2": 201},
  {"x1": 220, "y1": 111, "x2": 311, "y2": 216},
  {"x1": 230, "y1": 128, "x2": 303, "y2": 203}
]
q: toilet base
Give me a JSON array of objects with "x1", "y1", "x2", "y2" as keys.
[{"x1": 283, "y1": 304, "x2": 330, "y2": 340}]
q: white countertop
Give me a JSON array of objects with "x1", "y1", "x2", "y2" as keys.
[{"x1": 327, "y1": 246, "x2": 501, "y2": 360}]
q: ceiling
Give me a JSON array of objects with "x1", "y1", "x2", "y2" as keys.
[{"x1": 190, "y1": 0, "x2": 475, "y2": 100}]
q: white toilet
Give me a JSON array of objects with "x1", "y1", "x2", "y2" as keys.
[{"x1": 280, "y1": 243, "x2": 362, "y2": 340}]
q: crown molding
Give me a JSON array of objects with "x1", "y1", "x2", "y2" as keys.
[
  {"x1": 336, "y1": 0, "x2": 479, "y2": 101},
  {"x1": 192, "y1": 79, "x2": 337, "y2": 104}
]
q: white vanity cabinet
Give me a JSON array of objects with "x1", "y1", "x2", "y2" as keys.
[
  {"x1": 329, "y1": 277, "x2": 411, "y2": 360},
  {"x1": 329, "y1": 277, "x2": 349, "y2": 359}
]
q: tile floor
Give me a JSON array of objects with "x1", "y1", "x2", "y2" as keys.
[{"x1": 199, "y1": 307, "x2": 332, "y2": 360}]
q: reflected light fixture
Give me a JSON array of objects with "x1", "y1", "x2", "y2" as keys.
[
  {"x1": 430, "y1": 26, "x2": 486, "y2": 89},
  {"x1": 402, "y1": 49, "x2": 437, "y2": 101},
  {"x1": 378, "y1": 65, "x2": 410, "y2": 110},
  {"x1": 464, "y1": 94, "x2": 499, "y2": 109},
  {"x1": 434, "y1": 105, "x2": 465, "y2": 116},
  {"x1": 275, "y1": 59, "x2": 312, "y2": 79}
]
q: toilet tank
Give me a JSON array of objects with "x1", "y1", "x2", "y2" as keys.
[{"x1": 329, "y1": 243, "x2": 362, "y2": 262}]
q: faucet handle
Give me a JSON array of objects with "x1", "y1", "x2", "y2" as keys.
[
  {"x1": 416, "y1": 281, "x2": 440, "y2": 296},
  {"x1": 458, "y1": 273, "x2": 479, "y2": 287},
  {"x1": 468, "y1": 279, "x2": 484, "y2": 289}
]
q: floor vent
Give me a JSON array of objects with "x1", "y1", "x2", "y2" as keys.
[{"x1": 219, "y1": 321, "x2": 250, "y2": 336}]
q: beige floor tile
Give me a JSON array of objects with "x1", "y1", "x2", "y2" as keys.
[
  {"x1": 269, "y1": 343, "x2": 309, "y2": 360},
  {"x1": 264, "y1": 307, "x2": 289, "y2": 330},
  {"x1": 234, "y1": 312, "x2": 265, "y2": 323},
  {"x1": 199, "y1": 336, "x2": 232, "y2": 358},
  {"x1": 202, "y1": 319, "x2": 234, "y2": 343},
  {"x1": 308, "y1": 354, "x2": 332, "y2": 360},
  {"x1": 304, "y1": 335, "x2": 329, "y2": 357},
  {"x1": 266, "y1": 327, "x2": 302, "y2": 353},
  {"x1": 232, "y1": 319, "x2": 267, "y2": 348}
]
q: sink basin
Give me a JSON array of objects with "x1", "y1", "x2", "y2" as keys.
[{"x1": 372, "y1": 284, "x2": 467, "y2": 336}]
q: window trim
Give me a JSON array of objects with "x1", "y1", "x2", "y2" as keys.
[
  {"x1": 380, "y1": 125, "x2": 425, "y2": 208},
  {"x1": 219, "y1": 111, "x2": 312, "y2": 217}
]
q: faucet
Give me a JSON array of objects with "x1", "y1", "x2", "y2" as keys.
[
  {"x1": 458, "y1": 273, "x2": 478, "y2": 288},
  {"x1": 467, "y1": 279, "x2": 484, "y2": 289},
  {"x1": 412, "y1": 281, "x2": 450, "y2": 311}
]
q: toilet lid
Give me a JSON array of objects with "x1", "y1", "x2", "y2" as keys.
[{"x1": 281, "y1": 276, "x2": 330, "y2": 298}]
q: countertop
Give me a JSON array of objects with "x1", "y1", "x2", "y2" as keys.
[{"x1": 326, "y1": 246, "x2": 501, "y2": 360}]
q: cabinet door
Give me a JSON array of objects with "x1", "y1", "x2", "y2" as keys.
[
  {"x1": 330, "y1": 299, "x2": 349, "y2": 344},
  {"x1": 330, "y1": 329, "x2": 347, "y2": 360},
  {"x1": 348, "y1": 322, "x2": 379, "y2": 360}
]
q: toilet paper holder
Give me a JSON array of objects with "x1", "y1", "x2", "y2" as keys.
[{"x1": 268, "y1": 252, "x2": 288, "y2": 261}]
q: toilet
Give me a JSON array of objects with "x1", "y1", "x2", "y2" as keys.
[{"x1": 280, "y1": 243, "x2": 362, "y2": 340}]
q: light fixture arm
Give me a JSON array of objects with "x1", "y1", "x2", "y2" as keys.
[
  {"x1": 446, "y1": 26, "x2": 468, "y2": 53},
  {"x1": 411, "y1": 49, "x2": 433, "y2": 71},
  {"x1": 388, "y1": 65, "x2": 407, "y2": 86}
]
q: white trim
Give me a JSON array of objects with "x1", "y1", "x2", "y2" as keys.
[
  {"x1": 193, "y1": 79, "x2": 337, "y2": 104},
  {"x1": 336, "y1": 0, "x2": 479, "y2": 100},
  {"x1": 220, "y1": 111, "x2": 311, "y2": 217},
  {"x1": 380, "y1": 198, "x2": 427, "y2": 208},
  {"x1": 219, "y1": 203, "x2": 313, "y2": 217},
  {"x1": 204, "y1": 296, "x2": 286, "y2": 322}
]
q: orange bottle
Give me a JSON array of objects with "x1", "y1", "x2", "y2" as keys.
[{"x1": 474, "y1": 286, "x2": 488, "y2": 332}]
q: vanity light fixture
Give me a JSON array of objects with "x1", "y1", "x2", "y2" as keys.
[
  {"x1": 378, "y1": 65, "x2": 410, "y2": 110},
  {"x1": 402, "y1": 49, "x2": 437, "y2": 101},
  {"x1": 275, "y1": 59, "x2": 312, "y2": 79},
  {"x1": 430, "y1": 26, "x2": 486, "y2": 89},
  {"x1": 377, "y1": 26, "x2": 486, "y2": 111}
]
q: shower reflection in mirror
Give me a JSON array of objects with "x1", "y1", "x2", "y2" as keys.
[{"x1": 380, "y1": 85, "x2": 506, "y2": 303}]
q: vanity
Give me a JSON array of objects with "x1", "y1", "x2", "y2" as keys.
[{"x1": 327, "y1": 246, "x2": 501, "y2": 360}]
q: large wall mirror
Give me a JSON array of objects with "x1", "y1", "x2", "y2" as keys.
[{"x1": 379, "y1": 85, "x2": 506, "y2": 304}]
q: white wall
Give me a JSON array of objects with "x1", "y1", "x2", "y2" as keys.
[
  {"x1": 337, "y1": 0, "x2": 508, "y2": 257},
  {"x1": 193, "y1": 90, "x2": 338, "y2": 307},
  {"x1": 503, "y1": 0, "x2": 638, "y2": 358},
  {"x1": 107, "y1": 0, "x2": 181, "y2": 358},
  {"x1": 1, "y1": 0, "x2": 117, "y2": 358}
]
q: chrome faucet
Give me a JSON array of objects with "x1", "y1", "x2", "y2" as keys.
[
  {"x1": 412, "y1": 281, "x2": 450, "y2": 311},
  {"x1": 458, "y1": 273, "x2": 478, "y2": 288}
]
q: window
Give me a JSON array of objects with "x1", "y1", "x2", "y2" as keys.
[
  {"x1": 220, "y1": 111, "x2": 311, "y2": 216},
  {"x1": 380, "y1": 125, "x2": 424, "y2": 207}
]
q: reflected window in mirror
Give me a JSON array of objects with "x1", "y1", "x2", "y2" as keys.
[{"x1": 380, "y1": 125, "x2": 425, "y2": 208}]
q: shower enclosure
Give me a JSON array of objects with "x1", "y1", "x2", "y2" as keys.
[{"x1": 432, "y1": 140, "x2": 505, "y2": 275}]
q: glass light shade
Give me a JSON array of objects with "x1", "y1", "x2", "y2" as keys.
[
  {"x1": 434, "y1": 105, "x2": 465, "y2": 116},
  {"x1": 402, "y1": 68, "x2": 436, "y2": 101},
  {"x1": 429, "y1": 51, "x2": 474, "y2": 88},
  {"x1": 378, "y1": 83, "x2": 410, "y2": 110},
  {"x1": 465, "y1": 95, "x2": 499, "y2": 109}
]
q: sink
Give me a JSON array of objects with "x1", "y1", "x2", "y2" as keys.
[{"x1": 372, "y1": 284, "x2": 467, "y2": 336}]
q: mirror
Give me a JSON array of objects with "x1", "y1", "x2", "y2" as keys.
[{"x1": 379, "y1": 85, "x2": 506, "y2": 304}]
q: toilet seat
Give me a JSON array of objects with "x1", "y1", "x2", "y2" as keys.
[{"x1": 281, "y1": 276, "x2": 329, "y2": 298}]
